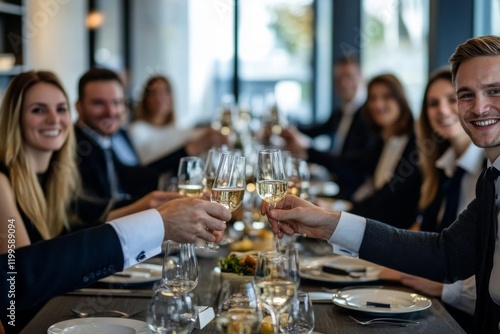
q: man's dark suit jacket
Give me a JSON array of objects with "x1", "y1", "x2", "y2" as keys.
[
  {"x1": 299, "y1": 107, "x2": 373, "y2": 199},
  {"x1": 309, "y1": 134, "x2": 421, "y2": 229},
  {"x1": 359, "y1": 175, "x2": 499, "y2": 333},
  {"x1": 0, "y1": 225, "x2": 123, "y2": 332},
  {"x1": 299, "y1": 107, "x2": 372, "y2": 157},
  {"x1": 73, "y1": 124, "x2": 186, "y2": 224}
]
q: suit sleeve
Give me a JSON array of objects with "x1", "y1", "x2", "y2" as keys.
[
  {"x1": 0, "y1": 224, "x2": 124, "y2": 311},
  {"x1": 359, "y1": 199, "x2": 477, "y2": 283}
]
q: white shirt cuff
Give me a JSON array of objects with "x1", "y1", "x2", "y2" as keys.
[
  {"x1": 327, "y1": 211, "x2": 366, "y2": 257},
  {"x1": 108, "y1": 209, "x2": 164, "y2": 268},
  {"x1": 441, "y1": 277, "x2": 476, "y2": 316}
]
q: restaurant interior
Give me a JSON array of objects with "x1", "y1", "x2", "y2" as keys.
[{"x1": 1, "y1": 0, "x2": 499, "y2": 333}]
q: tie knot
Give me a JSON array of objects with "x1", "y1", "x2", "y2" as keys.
[{"x1": 486, "y1": 167, "x2": 500, "y2": 182}]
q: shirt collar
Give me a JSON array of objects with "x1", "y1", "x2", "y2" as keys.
[
  {"x1": 77, "y1": 121, "x2": 111, "y2": 149},
  {"x1": 436, "y1": 143, "x2": 485, "y2": 178}
]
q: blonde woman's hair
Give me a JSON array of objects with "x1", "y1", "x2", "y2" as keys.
[
  {"x1": 417, "y1": 68, "x2": 453, "y2": 209},
  {"x1": 135, "y1": 75, "x2": 175, "y2": 125},
  {"x1": 450, "y1": 35, "x2": 500, "y2": 83},
  {"x1": 0, "y1": 71, "x2": 79, "y2": 239}
]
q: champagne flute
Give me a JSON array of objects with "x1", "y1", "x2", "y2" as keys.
[
  {"x1": 256, "y1": 149, "x2": 287, "y2": 251},
  {"x1": 162, "y1": 241, "x2": 199, "y2": 295},
  {"x1": 203, "y1": 148, "x2": 224, "y2": 192},
  {"x1": 177, "y1": 156, "x2": 205, "y2": 197},
  {"x1": 204, "y1": 154, "x2": 247, "y2": 252},
  {"x1": 253, "y1": 249, "x2": 298, "y2": 334}
]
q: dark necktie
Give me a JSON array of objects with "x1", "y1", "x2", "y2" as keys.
[
  {"x1": 440, "y1": 166, "x2": 466, "y2": 230},
  {"x1": 483, "y1": 167, "x2": 500, "y2": 241}
]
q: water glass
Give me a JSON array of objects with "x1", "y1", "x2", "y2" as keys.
[
  {"x1": 162, "y1": 241, "x2": 199, "y2": 295},
  {"x1": 147, "y1": 289, "x2": 198, "y2": 334},
  {"x1": 279, "y1": 292, "x2": 315, "y2": 334},
  {"x1": 215, "y1": 281, "x2": 262, "y2": 334}
]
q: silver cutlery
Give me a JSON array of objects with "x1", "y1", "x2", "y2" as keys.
[
  {"x1": 349, "y1": 315, "x2": 419, "y2": 326},
  {"x1": 71, "y1": 308, "x2": 144, "y2": 318}
]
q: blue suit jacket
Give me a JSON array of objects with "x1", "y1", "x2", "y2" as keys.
[{"x1": 0, "y1": 225, "x2": 124, "y2": 330}]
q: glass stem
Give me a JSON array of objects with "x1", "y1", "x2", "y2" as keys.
[
  {"x1": 270, "y1": 203, "x2": 281, "y2": 252},
  {"x1": 269, "y1": 310, "x2": 280, "y2": 334}
]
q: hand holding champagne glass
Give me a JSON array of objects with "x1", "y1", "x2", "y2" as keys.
[
  {"x1": 177, "y1": 156, "x2": 204, "y2": 197},
  {"x1": 204, "y1": 153, "x2": 246, "y2": 251},
  {"x1": 256, "y1": 149, "x2": 287, "y2": 251}
]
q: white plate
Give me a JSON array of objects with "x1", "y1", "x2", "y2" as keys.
[
  {"x1": 99, "y1": 263, "x2": 162, "y2": 285},
  {"x1": 47, "y1": 317, "x2": 147, "y2": 334},
  {"x1": 300, "y1": 256, "x2": 381, "y2": 283},
  {"x1": 332, "y1": 288, "x2": 432, "y2": 315}
]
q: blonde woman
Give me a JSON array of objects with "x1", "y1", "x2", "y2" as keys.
[{"x1": 0, "y1": 71, "x2": 79, "y2": 252}]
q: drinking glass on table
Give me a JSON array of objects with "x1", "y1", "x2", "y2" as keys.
[
  {"x1": 279, "y1": 292, "x2": 315, "y2": 334},
  {"x1": 147, "y1": 289, "x2": 198, "y2": 334},
  {"x1": 177, "y1": 156, "x2": 204, "y2": 197},
  {"x1": 253, "y1": 249, "x2": 299, "y2": 334},
  {"x1": 162, "y1": 241, "x2": 199, "y2": 295},
  {"x1": 256, "y1": 149, "x2": 287, "y2": 251},
  {"x1": 204, "y1": 154, "x2": 246, "y2": 252},
  {"x1": 216, "y1": 281, "x2": 262, "y2": 334}
]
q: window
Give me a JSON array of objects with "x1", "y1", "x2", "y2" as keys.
[{"x1": 361, "y1": 0, "x2": 429, "y2": 114}]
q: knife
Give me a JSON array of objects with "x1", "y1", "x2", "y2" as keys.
[{"x1": 68, "y1": 288, "x2": 153, "y2": 298}]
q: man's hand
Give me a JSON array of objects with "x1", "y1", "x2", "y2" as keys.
[
  {"x1": 158, "y1": 197, "x2": 231, "y2": 243},
  {"x1": 262, "y1": 195, "x2": 340, "y2": 240}
]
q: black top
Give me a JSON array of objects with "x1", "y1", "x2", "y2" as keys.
[{"x1": 0, "y1": 162, "x2": 45, "y2": 244}]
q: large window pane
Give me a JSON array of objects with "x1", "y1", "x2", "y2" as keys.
[
  {"x1": 239, "y1": 0, "x2": 314, "y2": 123},
  {"x1": 361, "y1": 0, "x2": 429, "y2": 114}
]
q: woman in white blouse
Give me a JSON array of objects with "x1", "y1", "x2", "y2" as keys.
[{"x1": 129, "y1": 75, "x2": 225, "y2": 164}]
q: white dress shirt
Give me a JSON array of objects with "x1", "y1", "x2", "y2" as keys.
[
  {"x1": 331, "y1": 102, "x2": 357, "y2": 155},
  {"x1": 107, "y1": 209, "x2": 164, "y2": 268}
]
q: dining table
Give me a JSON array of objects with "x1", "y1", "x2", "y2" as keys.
[{"x1": 21, "y1": 241, "x2": 467, "y2": 334}]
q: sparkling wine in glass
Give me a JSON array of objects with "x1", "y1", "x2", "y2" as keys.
[
  {"x1": 162, "y1": 241, "x2": 199, "y2": 295},
  {"x1": 256, "y1": 149, "x2": 287, "y2": 251},
  {"x1": 204, "y1": 154, "x2": 246, "y2": 252},
  {"x1": 177, "y1": 156, "x2": 205, "y2": 197}
]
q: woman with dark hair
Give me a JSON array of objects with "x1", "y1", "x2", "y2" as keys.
[{"x1": 282, "y1": 73, "x2": 421, "y2": 228}]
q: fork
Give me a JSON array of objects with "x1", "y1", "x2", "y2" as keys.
[
  {"x1": 349, "y1": 315, "x2": 419, "y2": 326},
  {"x1": 70, "y1": 308, "x2": 144, "y2": 318}
]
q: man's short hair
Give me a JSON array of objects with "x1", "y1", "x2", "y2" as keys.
[
  {"x1": 449, "y1": 35, "x2": 500, "y2": 83},
  {"x1": 78, "y1": 67, "x2": 124, "y2": 101}
]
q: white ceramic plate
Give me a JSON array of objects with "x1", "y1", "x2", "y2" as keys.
[
  {"x1": 99, "y1": 263, "x2": 162, "y2": 285},
  {"x1": 332, "y1": 287, "x2": 432, "y2": 315},
  {"x1": 47, "y1": 317, "x2": 147, "y2": 334},
  {"x1": 300, "y1": 256, "x2": 381, "y2": 283}
]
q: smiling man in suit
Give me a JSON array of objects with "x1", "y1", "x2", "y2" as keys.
[
  {"x1": 264, "y1": 35, "x2": 500, "y2": 333},
  {"x1": 72, "y1": 68, "x2": 227, "y2": 224}
]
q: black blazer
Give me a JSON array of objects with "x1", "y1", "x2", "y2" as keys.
[
  {"x1": 309, "y1": 134, "x2": 421, "y2": 228},
  {"x1": 298, "y1": 107, "x2": 373, "y2": 156},
  {"x1": 359, "y1": 186, "x2": 498, "y2": 333},
  {"x1": 0, "y1": 225, "x2": 124, "y2": 330},
  {"x1": 73, "y1": 125, "x2": 186, "y2": 224}
]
